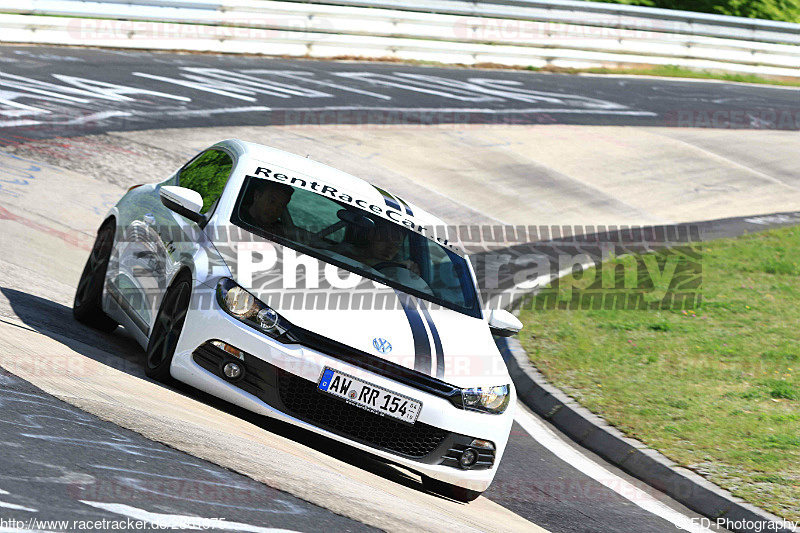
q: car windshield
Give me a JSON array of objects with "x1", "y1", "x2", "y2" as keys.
[{"x1": 230, "y1": 175, "x2": 480, "y2": 318}]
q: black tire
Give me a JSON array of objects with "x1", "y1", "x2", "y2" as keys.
[
  {"x1": 73, "y1": 221, "x2": 118, "y2": 332},
  {"x1": 421, "y1": 475, "x2": 482, "y2": 503},
  {"x1": 145, "y1": 275, "x2": 192, "y2": 383}
]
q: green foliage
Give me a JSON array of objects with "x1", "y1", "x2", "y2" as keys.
[
  {"x1": 765, "y1": 379, "x2": 799, "y2": 400},
  {"x1": 753, "y1": 473, "x2": 792, "y2": 484},
  {"x1": 589, "y1": 0, "x2": 800, "y2": 23},
  {"x1": 179, "y1": 150, "x2": 233, "y2": 213},
  {"x1": 759, "y1": 434, "x2": 800, "y2": 449}
]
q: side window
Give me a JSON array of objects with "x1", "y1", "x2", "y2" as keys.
[{"x1": 179, "y1": 149, "x2": 233, "y2": 214}]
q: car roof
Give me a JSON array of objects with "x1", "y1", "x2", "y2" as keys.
[{"x1": 216, "y1": 138, "x2": 449, "y2": 230}]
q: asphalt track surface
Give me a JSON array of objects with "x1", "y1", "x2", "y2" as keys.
[
  {"x1": 2, "y1": 44, "x2": 798, "y2": 532},
  {"x1": 1, "y1": 290, "x2": 717, "y2": 533},
  {"x1": 0, "y1": 364, "x2": 374, "y2": 532},
  {"x1": 0, "y1": 44, "x2": 798, "y2": 140}
]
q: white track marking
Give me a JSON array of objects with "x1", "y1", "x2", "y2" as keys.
[
  {"x1": 266, "y1": 106, "x2": 657, "y2": 116},
  {"x1": 160, "y1": 106, "x2": 272, "y2": 117},
  {"x1": 0, "y1": 489, "x2": 9, "y2": 494},
  {"x1": 80, "y1": 501, "x2": 300, "y2": 532},
  {"x1": 241, "y1": 70, "x2": 393, "y2": 100},
  {"x1": 0, "y1": 112, "x2": 130, "y2": 128},
  {"x1": 514, "y1": 404, "x2": 712, "y2": 533},
  {"x1": 132, "y1": 72, "x2": 258, "y2": 101},
  {"x1": 0, "y1": 120, "x2": 41, "y2": 128},
  {"x1": 0, "y1": 500, "x2": 38, "y2": 512},
  {"x1": 62, "y1": 111, "x2": 132, "y2": 125}
]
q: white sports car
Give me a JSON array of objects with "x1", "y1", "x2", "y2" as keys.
[{"x1": 73, "y1": 139, "x2": 523, "y2": 502}]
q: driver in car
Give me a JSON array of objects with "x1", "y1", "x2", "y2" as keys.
[{"x1": 245, "y1": 180, "x2": 295, "y2": 237}]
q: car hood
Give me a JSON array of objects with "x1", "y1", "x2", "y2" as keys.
[{"x1": 280, "y1": 290, "x2": 507, "y2": 388}]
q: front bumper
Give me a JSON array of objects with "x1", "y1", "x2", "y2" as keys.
[{"x1": 170, "y1": 287, "x2": 516, "y2": 492}]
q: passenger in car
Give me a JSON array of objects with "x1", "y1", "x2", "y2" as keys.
[{"x1": 341, "y1": 218, "x2": 423, "y2": 278}]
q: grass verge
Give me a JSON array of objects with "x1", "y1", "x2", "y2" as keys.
[
  {"x1": 517, "y1": 226, "x2": 800, "y2": 520},
  {"x1": 538, "y1": 64, "x2": 800, "y2": 88}
]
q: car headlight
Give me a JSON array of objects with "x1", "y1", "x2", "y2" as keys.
[
  {"x1": 460, "y1": 385, "x2": 511, "y2": 414},
  {"x1": 224, "y1": 285, "x2": 257, "y2": 318},
  {"x1": 216, "y1": 278, "x2": 295, "y2": 341}
]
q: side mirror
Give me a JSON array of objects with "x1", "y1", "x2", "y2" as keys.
[
  {"x1": 489, "y1": 309, "x2": 523, "y2": 337},
  {"x1": 160, "y1": 186, "x2": 204, "y2": 224}
]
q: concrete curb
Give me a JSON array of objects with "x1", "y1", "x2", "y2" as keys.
[{"x1": 497, "y1": 336, "x2": 796, "y2": 533}]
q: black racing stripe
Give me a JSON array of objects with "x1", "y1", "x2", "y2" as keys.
[
  {"x1": 373, "y1": 185, "x2": 402, "y2": 211},
  {"x1": 396, "y1": 196, "x2": 414, "y2": 216},
  {"x1": 419, "y1": 303, "x2": 444, "y2": 379},
  {"x1": 395, "y1": 290, "x2": 432, "y2": 375}
]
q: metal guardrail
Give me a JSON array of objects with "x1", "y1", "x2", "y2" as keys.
[
  {"x1": 306, "y1": 0, "x2": 800, "y2": 40},
  {"x1": 314, "y1": 0, "x2": 800, "y2": 31},
  {"x1": 1, "y1": 0, "x2": 799, "y2": 77}
]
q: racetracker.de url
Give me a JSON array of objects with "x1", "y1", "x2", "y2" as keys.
[{"x1": 0, "y1": 517, "x2": 227, "y2": 530}]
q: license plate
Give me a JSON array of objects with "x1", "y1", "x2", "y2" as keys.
[{"x1": 317, "y1": 368, "x2": 422, "y2": 424}]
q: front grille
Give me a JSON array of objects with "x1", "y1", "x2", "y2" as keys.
[
  {"x1": 192, "y1": 341, "x2": 484, "y2": 465},
  {"x1": 278, "y1": 371, "x2": 448, "y2": 458}
]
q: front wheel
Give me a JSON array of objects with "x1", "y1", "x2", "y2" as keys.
[
  {"x1": 421, "y1": 475, "x2": 482, "y2": 503},
  {"x1": 145, "y1": 276, "x2": 191, "y2": 383},
  {"x1": 73, "y1": 222, "x2": 118, "y2": 332}
]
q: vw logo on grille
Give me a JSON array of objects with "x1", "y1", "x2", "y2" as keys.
[{"x1": 372, "y1": 338, "x2": 392, "y2": 354}]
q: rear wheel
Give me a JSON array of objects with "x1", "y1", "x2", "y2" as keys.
[
  {"x1": 145, "y1": 275, "x2": 191, "y2": 383},
  {"x1": 73, "y1": 221, "x2": 118, "y2": 332},
  {"x1": 421, "y1": 475, "x2": 482, "y2": 503}
]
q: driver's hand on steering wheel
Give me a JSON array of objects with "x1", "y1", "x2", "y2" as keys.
[{"x1": 398, "y1": 260, "x2": 420, "y2": 275}]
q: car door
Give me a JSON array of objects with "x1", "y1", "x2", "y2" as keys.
[
  {"x1": 128, "y1": 148, "x2": 235, "y2": 336},
  {"x1": 111, "y1": 181, "x2": 173, "y2": 337}
]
